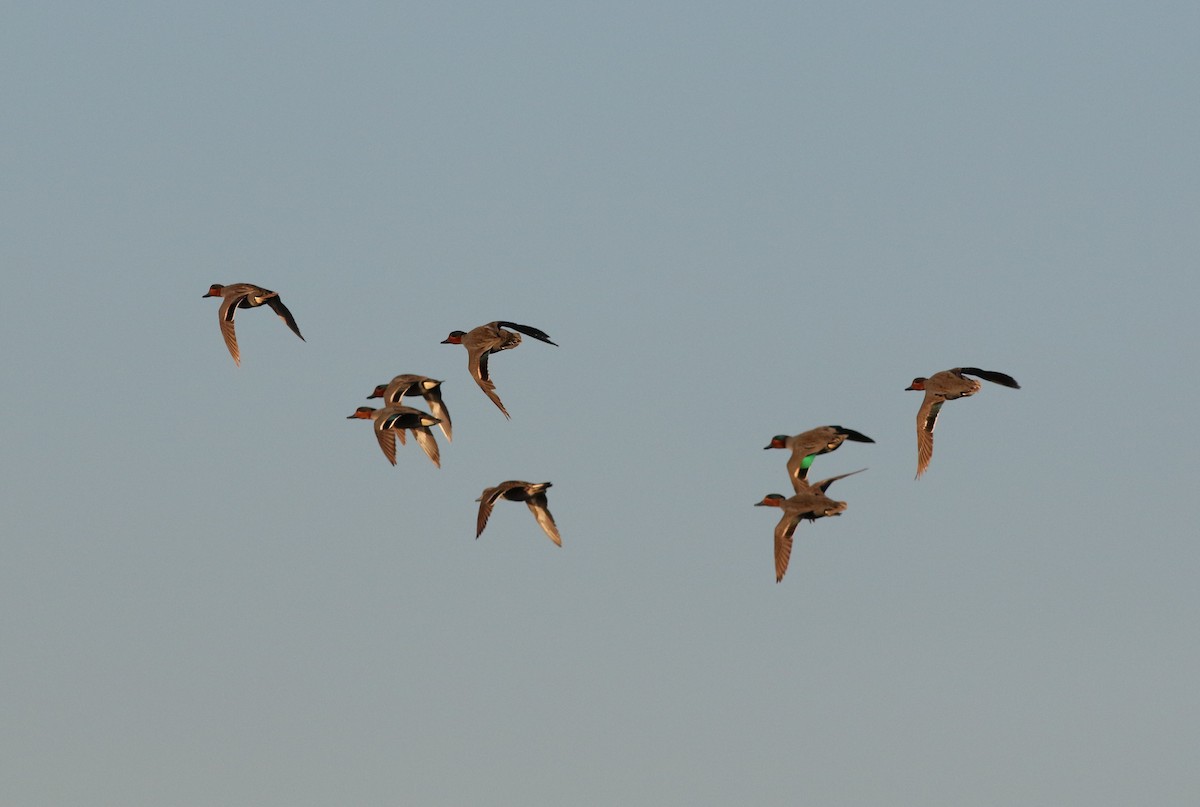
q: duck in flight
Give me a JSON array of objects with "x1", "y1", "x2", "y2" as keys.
[
  {"x1": 368, "y1": 374, "x2": 453, "y2": 442},
  {"x1": 346, "y1": 405, "x2": 443, "y2": 468},
  {"x1": 441, "y1": 321, "x2": 557, "y2": 418},
  {"x1": 905, "y1": 367, "x2": 1020, "y2": 479},
  {"x1": 754, "y1": 469, "x2": 866, "y2": 583},
  {"x1": 475, "y1": 480, "x2": 561, "y2": 546},
  {"x1": 202, "y1": 283, "x2": 304, "y2": 366},
  {"x1": 763, "y1": 425, "x2": 874, "y2": 488}
]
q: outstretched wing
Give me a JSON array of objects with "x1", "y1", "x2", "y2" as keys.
[
  {"x1": 960, "y1": 368, "x2": 1020, "y2": 389},
  {"x1": 774, "y1": 514, "x2": 800, "y2": 583},
  {"x1": 495, "y1": 321, "x2": 558, "y2": 346},
  {"x1": 915, "y1": 396, "x2": 943, "y2": 479},
  {"x1": 424, "y1": 388, "x2": 453, "y2": 442},
  {"x1": 475, "y1": 485, "x2": 506, "y2": 538},
  {"x1": 470, "y1": 350, "x2": 511, "y2": 418},
  {"x1": 265, "y1": 295, "x2": 305, "y2": 342},
  {"x1": 217, "y1": 292, "x2": 248, "y2": 366},
  {"x1": 526, "y1": 493, "x2": 561, "y2": 546},
  {"x1": 811, "y1": 467, "x2": 867, "y2": 493},
  {"x1": 411, "y1": 426, "x2": 441, "y2": 469},
  {"x1": 835, "y1": 426, "x2": 875, "y2": 443},
  {"x1": 476, "y1": 372, "x2": 511, "y2": 419},
  {"x1": 373, "y1": 420, "x2": 398, "y2": 465},
  {"x1": 472, "y1": 349, "x2": 491, "y2": 383}
]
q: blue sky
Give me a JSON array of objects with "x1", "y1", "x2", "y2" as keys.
[{"x1": 3, "y1": 2, "x2": 1198, "y2": 805}]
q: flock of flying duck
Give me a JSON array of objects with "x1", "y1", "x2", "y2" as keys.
[
  {"x1": 753, "y1": 364, "x2": 1021, "y2": 582},
  {"x1": 204, "y1": 283, "x2": 1020, "y2": 582}
]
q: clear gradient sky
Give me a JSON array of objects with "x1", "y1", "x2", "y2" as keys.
[{"x1": 3, "y1": 2, "x2": 1199, "y2": 805}]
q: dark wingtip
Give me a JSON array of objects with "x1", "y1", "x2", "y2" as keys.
[
  {"x1": 835, "y1": 427, "x2": 875, "y2": 443},
  {"x1": 962, "y1": 368, "x2": 1020, "y2": 388},
  {"x1": 986, "y1": 372, "x2": 1021, "y2": 389}
]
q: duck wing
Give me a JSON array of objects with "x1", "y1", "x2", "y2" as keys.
[
  {"x1": 470, "y1": 347, "x2": 492, "y2": 383},
  {"x1": 494, "y1": 321, "x2": 558, "y2": 346},
  {"x1": 915, "y1": 395, "x2": 943, "y2": 479},
  {"x1": 411, "y1": 426, "x2": 441, "y2": 469},
  {"x1": 811, "y1": 467, "x2": 867, "y2": 493},
  {"x1": 959, "y1": 368, "x2": 1020, "y2": 388},
  {"x1": 475, "y1": 483, "x2": 513, "y2": 538},
  {"x1": 265, "y1": 295, "x2": 305, "y2": 342},
  {"x1": 216, "y1": 291, "x2": 249, "y2": 366},
  {"x1": 423, "y1": 387, "x2": 453, "y2": 442},
  {"x1": 373, "y1": 420, "x2": 398, "y2": 465},
  {"x1": 834, "y1": 426, "x2": 875, "y2": 443},
  {"x1": 475, "y1": 369, "x2": 511, "y2": 419},
  {"x1": 526, "y1": 492, "x2": 561, "y2": 546},
  {"x1": 774, "y1": 513, "x2": 800, "y2": 583}
]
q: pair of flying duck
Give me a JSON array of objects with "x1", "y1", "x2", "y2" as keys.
[
  {"x1": 447, "y1": 321, "x2": 561, "y2": 545},
  {"x1": 347, "y1": 375, "x2": 451, "y2": 468},
  {"x1": 759, "y1": 426, "x2": 874, "y2": 583}
]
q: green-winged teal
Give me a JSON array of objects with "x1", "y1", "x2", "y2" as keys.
[
  {"x1": 905, "y1": 368, "x2": 1020, "y2": 479},
  {"x1": 202, "y1": 283, "x2": 304, "y2": 366}
]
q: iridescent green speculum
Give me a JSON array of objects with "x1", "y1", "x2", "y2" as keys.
[{"x1": 800, "y1": 454, "x2": 815, "y2": 470}]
